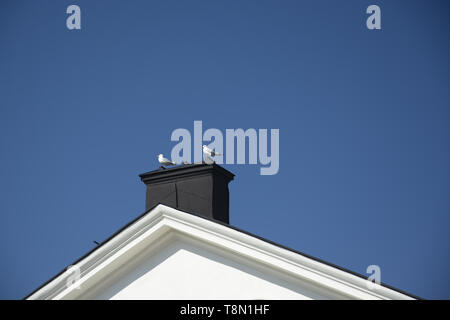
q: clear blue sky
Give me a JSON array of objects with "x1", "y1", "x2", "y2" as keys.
[{"x1": 1, "y1": 0, "x2": 449, "y2": 300}]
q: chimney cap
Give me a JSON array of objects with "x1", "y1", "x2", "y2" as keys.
[{"x1": 139, "y1": 163, "x2": 235, "y2": 184}]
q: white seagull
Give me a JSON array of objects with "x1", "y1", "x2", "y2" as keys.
[
  {"x1": 202, "y1": 145, "x2": 222, "y2": 157},
  {"x1": 158, "y1": 154, "x2": 176, "y2": 167}
]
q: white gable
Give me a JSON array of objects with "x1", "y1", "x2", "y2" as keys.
[
  {"x1": 77, "y1": 234, "x2": 337, "y2": 300},
  {"x1": 27, "y1": 205, "x2": 414, "y2": 300}
]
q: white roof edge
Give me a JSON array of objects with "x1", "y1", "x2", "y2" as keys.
[{"x1": 26, "y1": 204, "x2": 416, "y2": 300}]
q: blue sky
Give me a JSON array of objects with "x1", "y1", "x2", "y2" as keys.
[{"x1": 1, "y1": 0, "x2": 449, "y2": 299}]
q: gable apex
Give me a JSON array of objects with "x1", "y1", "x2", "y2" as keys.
[{"x1": 26, "y1": 204, "x2": 417, "y2": 300}]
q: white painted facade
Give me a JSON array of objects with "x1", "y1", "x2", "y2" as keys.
[{"x1": 27, "y1": 204, "x2": 415, "y2": 300}]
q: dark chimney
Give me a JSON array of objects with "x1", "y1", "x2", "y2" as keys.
[{"x1": 139, "y1": 163, "x2": 234, "y2": 224}]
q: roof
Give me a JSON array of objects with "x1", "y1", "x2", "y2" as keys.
[{"x1": 25, "y1": 204, "x2": 421, "y2": 300}]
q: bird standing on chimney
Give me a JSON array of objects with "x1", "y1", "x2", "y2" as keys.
[{"x1": 158, "y1": 154, "x2": 176, "y2": 169}]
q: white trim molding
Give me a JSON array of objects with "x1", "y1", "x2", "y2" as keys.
[{"x1": 27, "y1": 204, "x2": 415, "y2": 300}]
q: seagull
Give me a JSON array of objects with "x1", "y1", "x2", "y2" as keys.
[
  {"x1": 202, "y1": 145, "x2": 222, "y2": 157},
  {"x1": 158, "y1": 154, "x2": 176, "y2": 168}
]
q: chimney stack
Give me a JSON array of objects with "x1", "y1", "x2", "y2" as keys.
[{"x1": 139, "y1": 163, "x2": 234, "y2": 224}]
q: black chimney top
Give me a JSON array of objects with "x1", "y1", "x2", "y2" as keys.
[{"x1": 139, "y1": 163, "x2": 235, "y2": 224}]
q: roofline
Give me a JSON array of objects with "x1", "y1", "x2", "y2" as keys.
[
  {"x1": 23, "y1": 205, "x2": 157, "y2": 299},
  {"x1": 24, "y1": 205, "x2": 422, "y2": 300}
]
